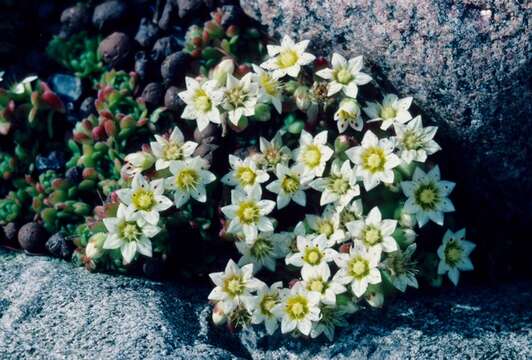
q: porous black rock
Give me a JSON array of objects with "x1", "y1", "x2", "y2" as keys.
[
  {"x1": 35, "y1": 151, "x2": 65, "y2": 173},
  {"x1": 161, "y1": 51, "x2": 189, "y2": 83},
  {"x1": 2, "y1": 223, "x2": 18, "y2": 244},
  {"x1": 177, "y1": 0, "x2": 204, "y2": 18},
  {"x1": 135, "y1": 18, "x2": 160, "y2": 48},
  {"x1": 141, "y1": 82, "x2": 164, "y2": 108},
  {"x1": 151, "y1": 36, "x2": 180, "y2": 63},
  {"x1": 92, "y1": 0, "x2": 127, "y2": 31},
  {"x1": 134, "y1": 51, "x2": 151, "y2": 81},
  {"x1": 59, "y1": 3, "x2": 91, "y2": 37},
  {"x1": 164, "y1": 86, "x2": 184, "y2": 112},
  {"x1": 45, "y1": 232, "x2": 73, "y2": 260},
  {"x1": 17, "y1": 223, "x2": 46, "y2": 253},
  {"x1": 98, "y1": 32, "x2": 131, "y2": 68}
]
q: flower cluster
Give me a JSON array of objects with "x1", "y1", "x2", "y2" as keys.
[
  {"x1": 79, "y1": 125, "x2": 216, "y2": 268},
  {"x1": 206, "y1": 36, "x2": 475, "y2": 340}
]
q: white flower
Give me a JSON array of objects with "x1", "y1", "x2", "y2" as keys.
[
  {"x1": 13, "y1": 75, "x2": 38, "y2": 94},
  {"x1": 345, "y1": 130, "x2": 401, "y2": 191},
  {"x1": 252, "y1": 65, "x2": 283, "y2": 113},
  {"x1": 123, "y1": 151, "x2": 155, "y2": 176},
  {"x1": 272, "y1": 282, "x2": 321, "y2": 335},
  {"x1": 210, "y1": 58, "x2": 234, "y2": 87},
  {"x1": 285, "y1": 234, "x2": 337, "y2": 277},
  {"x1": 221, "y1": 186, "x2": 276, "y2": 243},
  {"x1": 339, "y1": 199, "x2": 364, "y2": 227},
  {"x1": 310, "y1": 159, "x2": 360, "y2": 209},
  {"x1": 208, "y1": 260, "x2": 264, "y2": 313},
  {"x1": 333, "y1": 242, "x2": 382, "y2": 297},
  {"x1": 251, "y1": 281, "x2": 286, "y2": 335},
  {"x1": 393, "y1": 116, "x2": 441, "y2": 164},
  {"x1": 293, "y1": 130, "x2": 333, "y2": 178},
  {"x1": 221, "y1": 155, "x2": 269, "y2": 193},
  {"x1": 400, "y1": 166, "x2": 455, "y2": 227},
  {"x1": 260, "y1": 35, "x2": 315, "y2": 78},
  {"x1": 254, "y1": 132, "x2": 292, "y2": 170},
  {"x1": 437, "y1": 229, "x2": 475, "y2": 286},
  {"x1": 306, "y1": 205, "x2": 346, "y2": 245},
  {"x1": 266, "y1": 164, "x2": 312, "y2": 209},
  {"x1": 165, "y1": 157, "x2": 216, "y2": 208},
  {"x1": 103, "y1": 203, "x2": 160, "y2": 264},
  {"x1": 364, "y1": 94, "x2": 413, "y2": 130},
  {"x1": 315, "y1": 53, "x2": 372, "y2": 98},
  {"x1": 150, "y1": 127, "x2": 198, "y2": 171},
  {"x1": 383, "y1": 243, "x2": 419, "y2": 292},
  {"x1": 179, "y1": 77, "x2": 223, "y2": 131},
  {"x1": 301, "y1": 264, "x2": 346, "y2": 305},
  {"x1": 116, "y1": 173, "x2": 173, "y2": 225},
  {"x1": 236, "y1": 231, "x2": 291, "y2": 272},
  {"x1": 0, "y1": 71, "x2": 4, "y2": 83},
  {"x1": 222, "y1": 73, "x2": 259, "y2": 126},
  {"x1": 334, "y1": 98, "x2": 363, "y2": 133},
  {"x1": 345, "y1": 206, "x2": 398, "y2": 253}
]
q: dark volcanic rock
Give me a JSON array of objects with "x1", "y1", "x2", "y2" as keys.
[
  {"x1": 177, "y1": 0, "x2": 204, "y2": 18},
  {"x1": 141, "y1": 82, "x2": 164, "y2": 108},
  {"x1": 92, "y1": 0, "x2": 127, "y2": 31},
  {"x1": 2, "y1": 223, "x2": 18, "y2": 244},
  {"x1": 59, "y1": 3, "x2": 91, "y2": 37},
  {"x1": 161, "y1": 51, "x2": 189, "y2": 83},
  {"x1": 17, "y1": 223, "x2": 46, "y2": 253},
  {"x1": 0, "y1": 250, "x2": 530, "y2": 359},
  {"x1": 164, "y1": 86, "x2": 185, "y2": 112},
  {"x1": 151, "y1": 36, "x2": 181, "y2": 63},
  {"x1": 239, "y1": 0, "x2": 532, "y2": 278},
  {"x1": 98, "y1": 32, "x2": 131, "y2": 67},
  {"x1": 134, "y1": 51, "x2": 151, "y2": 80},
  {"x1": 45, "y1": 232, "x2": 73, "y2": 260},
  {"x1": 135, "y1": 18, "x2": 160, "y2": 48}
]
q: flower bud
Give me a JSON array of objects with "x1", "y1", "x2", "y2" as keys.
[
  {"x1": 125, "y1": 151, "x2": 155, "y2": 172},
  {"x1": 212, "y1": 302, "x2": 227, "y2": 325},
  {"x1": 210, "y1": 59, "x2": 234, "y2": 87},
  {"x1": 334, "y1": 135, "x2": 351, "y2": 153},
  {"x1": 85, "y1": 233, "x2": 106, "y2": 259},
  {"x1": 283, "y1": 80, "x2": 299, "y2": 95},
  {"x1": 294, "y1": 86, "x2": 310, "y2": 111},
  {"x1": 253, "y1": 103, "x2": 271, "y2": 122}
]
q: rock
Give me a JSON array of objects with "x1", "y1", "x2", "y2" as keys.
[
  {"x1": 134, "y1": 51, "x2": 151, "y2": 81},
  {"x1": 98, "y1": 32, "x2": 131, "y2": 67},
  {"x1": 45, "y1": 232, "x2": 73, "y2": 260},
  {"x1": 0, "y1": 249, "x2": 530, "y2": 359},
  {"x1": 164, "y1": 86, "x2": 184, "y2": 112},
  {"x1": 1, "y1": 223, "x2": 18, "y2": 244},
  {"x1": 151, "y1": 36, "x2": 180, "y2": 63},
  {"x1": 35, "y1": 151, "x2": 65, "y2": 173},
  {"x1": 92, "y1": 0, "x2": 127, "y2": 31},
  {"x1": 177, "y1": 0, "x2": 203, "y2": 18},
  {"x1": 158, "y1": 0, "x2": 177, "y2": 30},
  {"x1": 17, "y1": 223, "x2": 46, "y2": 253},
  {"x1": 161, "y1": 51, "x2": 189, "y2": 83},
  {"x1": 141, "y1": 82, "x2": 164, "y2": 108},
  {"x1": 79, "y1": 97, "x2": 96, "y2": 118},
  {"x1": 59, "y1": 3, "x2": 91, "y2": 37},
  {"x1": 134, "y1": 18, "x2": 160, "y2": 48},
  {"x1": 239, "y1": 0, "x2": 532, "y2": 278},
  {"x1": 49, "y1": 74, "x2": 82, "y2": 103}
]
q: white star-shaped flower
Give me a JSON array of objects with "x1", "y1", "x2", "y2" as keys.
[
  {"x1": 222, "y1": 73, "x2": 259, "y2": 126},
  {"x1": 165, "y1": 157, "x2": 216, "y2": 208},
  {"x1": 179, "y1": 77, "x2": 223, "y2": 131},
  {"x1": 251, "y1": 281, "x2": 286, "y2": 335},
  {"x1": 334, "y1": 98, "x2": 363, "y2": 133},
  {"x1": 285, "y1": 234, "x2": 338, "y2": 278},
  {"x1": 150, "y1": 126, "x2": 198, "y2": 171},
  {"x1": 437, "y1": 229, "x2": 475, "y2": 286},
  {"x1": 221, "y1": 155, "x2": 269, "y2": 193},
  {"x1": 266, "y1": 163, "x2": 312, "y2": 209},
  {"x1": 315, "y1": 53, "x2": 372, "y2": 98},
  {"x1": 310, "y1": 159, "x2": 360, "y2": 209},
  {"x1": 236, "y1": 231, "x2": 291, "y2": 272},
  {"x1": 393, "y1": 115, "x2": 441, "y2": 164},
  {"x1": 345, "y1": 206, "x2": 398, "y2": 253},
  {"x1": 252, "y1": 65, "x2": 283, "y2": 114},
  {"x1": 272, "y1": 282, "x2": 321, "y2": 335},
  {"x1": 293, "y1": 130, "x2": 334, "y2": 178},
  {"x1": 364, "y1": 93, "x2": 413, "y2": 130},
  {"x1": 260, "y1": 35, "x2": 315, "y2": 78}
]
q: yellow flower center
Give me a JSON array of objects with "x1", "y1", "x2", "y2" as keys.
[
  {"x1": 285, "y1": 295, "x2": 309, "y2": 320},
  {"x1": 329, "y1": 176, "x2": 349, "y2": 195},
  {"x1": 223, "y1": 275, "x2": 245, "y2": 297},
  {"x1": 131, "y1": 188, "x2": 155, "y2": 211},
  {"x1": 414, "y1": 183, "x2": 440, "y2": 210},
  {"x1": 163, "y1": 142, "x2": 182, "y2": 160},
  {"x1": 264, "y1": 148, "x2": 281, "y2": 165},
  {"x1": 302, "y1": 145, "x2": 322, "y2": 169},
  {"x1": 193, "y1": 89, "x2": 212, "y2": 112},
  {"x1": 250, "y1": 237, "x2": 274, "y2": 259},
  {"x1": 175, "y1": 168, "x2": 199, "y2": 191},
  {"x1": 380, "y1": 106, "x2": 397, "y2": 119},
  {"x1": 318, "y1": 221, "x2": 334, "y2": 238},
  {"x1": 308, "y1": 278, "x2": 325, "y2": 293},
  {"x1": 260, "y1": 294, "x2": 278, "y2": 316},
  {"x1": 119, "y1": 221, "x2": 141, "y2": 242},
  {"x1": 363, "y1": 226, "x2": 382, "y2": 246},
  {"x1": 361, "y1": 147, "x2": 386, "y2": 173},
  {"x1": 334, "y1": 67, "x2": 353, "y2": 84},
  {"x1": 348, "y1": 257, "x2": 370, "y2": 279},
  {"x1": 236, "y1": 166, "x2": 257, "y2": 186},
  {"x1": 237, "y1": 201, "x2": 260, "y2": 224},
  {"x1": 277, "y1": 49, "x2": 299, "y2": 68},
  {"x1": 281, "y1": 175, "x2": 300, "y2": 194},
  {"x1": 225, "y1": 85, "x2": 246, "y2": 108},
  {"x1": 445, "y1": 240, "x2": 463, "y2": 266},
  {"x1": 403, "y1": 131, "x2": 420, "y2": 150},
  {"x1": 260, "y1": 73, "x2": 278, "y2": 96},
  {"x1": 304, "y1": 247, "x2": 323, "y2": 265}
]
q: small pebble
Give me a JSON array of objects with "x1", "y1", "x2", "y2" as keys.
[
  {"x1": 18, "y1": 222, "x2": 46, "y2": 253},
  {"x1": 98, "y1": 32, "x2": 131, "y2": 67}
]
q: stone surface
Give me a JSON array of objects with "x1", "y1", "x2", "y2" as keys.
[
  {"x1": 1, "y1": 249, "x2": 530, "y2": 359},
  {"x1": 239, "y1": 0, "x2": 532, "y2": 277}
]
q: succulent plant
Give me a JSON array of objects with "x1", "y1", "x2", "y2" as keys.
[{"x1": 46, "y1": 32, "x2": 103, "y2": 78}]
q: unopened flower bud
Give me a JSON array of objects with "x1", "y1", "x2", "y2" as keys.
[
  {"x1": 212, "y1": 302, "x2": 227, "y2": 325},
  {"x1": 85, "y1": 233, "x2": 106, "y2": 259},
  {"x1": 294, "y1": 86, "x2": 310, "y2": 111},
  {"x1": 211, "y1": 59, "x2": 234, "y2": 87},
  {"x1": 334, "y1": 135, "x2": 351, "y2": 153},
  {"x1": 125, "y1": 151, "x2": 155, "y2": 172}
]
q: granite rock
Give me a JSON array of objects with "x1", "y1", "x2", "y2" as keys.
[
  {"x1": 1, "y1": 249, "x2": 530, "y2": 359},
  {"x1": 239, "y1": 0, "x2": 532, "y2": 277}
]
